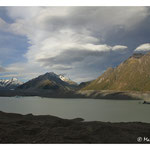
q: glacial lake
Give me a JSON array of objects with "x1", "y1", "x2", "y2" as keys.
[{"x1": 0, "y1": 96, "x2": 150, "y2": 123}]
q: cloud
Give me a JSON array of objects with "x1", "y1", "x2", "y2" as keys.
[
  {"x1": 135, "y1": 43, "x2": 150, "y2": 52},
  {"x1": 0, "y1": 66, "x2": 6, "y2": 73},
  {"x1": 112, "y1": 45, "x2": 128, "y2": 51},
  {"x1": 0, "y1": 7, "x2": 149, "y2": 82},
  {"x1": 0, "y1": 18, "x2": 8, "y2": 30},
  {"x1": 39, "y1": 44, "x2": 128, "y2": 67},
  {"x1": 0, "y1": 73, "x2": 38, "y2": 78},
  {"x1": 51, "y1": 64, "x2": 72, "y2": 70}
]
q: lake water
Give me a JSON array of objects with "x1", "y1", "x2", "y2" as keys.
[{"x1": 0, "y1": 96, "x2": 149, "y2": 123}]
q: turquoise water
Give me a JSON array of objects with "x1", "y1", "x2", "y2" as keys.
[{"x1": 0, "y1": 96, "x2": 149, "y2": 122}]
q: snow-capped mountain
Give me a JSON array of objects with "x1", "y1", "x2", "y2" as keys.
[
  {"x1": 0, "y1": 78, "x2": 23, "y2": 90},
  {"x1": 17, "y1": 72, "x2": 78, "y2": 90},
  {"x1": 59, "y1": 74, "x2": 77, "y2": 86}
]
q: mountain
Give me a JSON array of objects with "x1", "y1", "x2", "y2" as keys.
[
  {"x1": 58, "y1": 74, "x2": 77, "y2": 86},
  {"x1": 0, "y1": 78, "x2": 23, "y2": 90},
  {"x1": 17, "y1": 72, "x2": 78, "y2": 91},
  {"x1": 78, "y1": 80, "x2": 93, "y2": 89},
  {"x1": 82, "y1": 52, "x2": 150, "y2": 91}
]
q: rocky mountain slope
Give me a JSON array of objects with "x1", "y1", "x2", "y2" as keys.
[
  {"x1": 17, "y1": 72, "x2": 77, "y2": 91},
  {"x1": 82, "y1": 52, "x2": 150, "y2": 91},
  {"x1": 78, "y1": 80, "x2": 93, "y2": 89},
  {"x1": 0, "y1": 78, "x2": 23, "y2": 90}
]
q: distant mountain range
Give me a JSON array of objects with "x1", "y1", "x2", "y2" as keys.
[
  {"x1": 1, "y1": 52, "x2": 150, "y2": 98},
  {"x1": 0, "y1": 78, "x2": 23, "y2": 90},
  {"x1": 82, "y1": 52, "x2": 150, "y2": 91},
  {"x1": 17, "y1": 72, "x2": 78, "y2": 91}
]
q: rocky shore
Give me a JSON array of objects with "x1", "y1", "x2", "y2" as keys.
[{"x1": 0, "y1": 111, "x2": 150, "y2": 143}]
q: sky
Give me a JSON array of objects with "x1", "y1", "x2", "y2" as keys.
[{"x1": 0, "y1": 7, "x2": 150, "y2": 83}]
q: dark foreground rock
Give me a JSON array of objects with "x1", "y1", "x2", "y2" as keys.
[{"x1": 0, "y1": 111, "x2": 150, "y2": 143}]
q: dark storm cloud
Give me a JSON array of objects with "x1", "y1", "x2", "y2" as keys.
[
  {"x1": 38, "y1": 47, "x2": 128, "y2": 73},
  {"x1": 103, "y1": 7, "x2": 150, "y2": 53},
  {"x1": 39, "y1": 49, "x2": 106, "y2": 66}
]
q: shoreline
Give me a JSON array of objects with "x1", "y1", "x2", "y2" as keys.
[
  {"x1": 0, "y1": 89, "x2": 148, "y2": 100},
  {"x1": 0, "y1": 111, "x2": 150, "y2": 143}
]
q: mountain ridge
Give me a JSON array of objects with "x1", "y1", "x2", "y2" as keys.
[
  {"x1": 17, "y1": 72, "x2": 78, "y2": 91},
  {"x1": 82, "y1": 52, "x2": 150, "y2": 91},
  {"x1": 0, "y1": 78, "x2": 23, "y2": 90}
]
